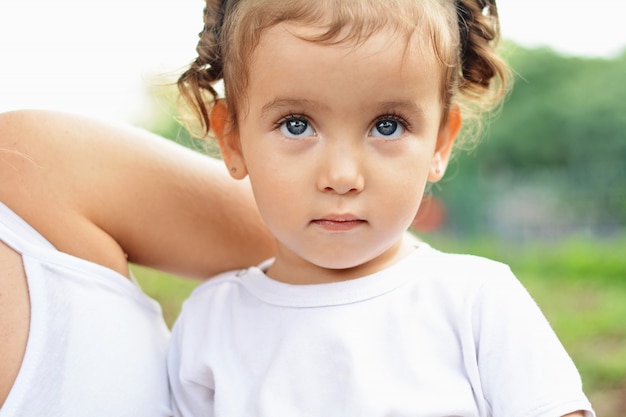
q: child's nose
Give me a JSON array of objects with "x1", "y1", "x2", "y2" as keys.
[{"x1": 317, "y1": 142, "x2": 365, "y2": 195}]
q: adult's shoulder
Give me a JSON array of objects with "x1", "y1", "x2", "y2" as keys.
[
  {"x1": 0, "y1": 109, "x2": 274, "y2": 278},
  {"x1": 0, "y1": 110, "x2": 132, "y2": 276}
]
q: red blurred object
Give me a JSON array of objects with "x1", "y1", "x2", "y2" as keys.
[{"x1": 411, "y1": 195, "x2": 447, "y2": 233}]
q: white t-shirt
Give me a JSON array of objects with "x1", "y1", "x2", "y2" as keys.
[
  {"x1": 168, "y1": 243, "x2": 594, "y2": 417},
  {"x1": 0, "y1": 202, "x2": 171, "y2": 417}
]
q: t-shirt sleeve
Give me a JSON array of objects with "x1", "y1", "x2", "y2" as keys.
[{"x1": 471, "y1": 266, "x2": 595, "y2": 417}]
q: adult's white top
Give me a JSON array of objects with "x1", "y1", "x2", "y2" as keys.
[{"x1": 0, "y1": 202, "x2": 171, "y2": 417}]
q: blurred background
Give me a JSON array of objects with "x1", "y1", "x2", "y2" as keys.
[{"x1": 2, "y1": 1, "x2": 625, "y2": 415}]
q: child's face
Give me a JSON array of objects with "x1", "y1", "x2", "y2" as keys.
[{"x1": 220, "y1": 23, "x2": 457, "y2": 283}]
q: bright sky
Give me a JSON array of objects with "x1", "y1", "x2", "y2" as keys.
[{"x1": 1, "y1": 0, "x2": 624, "y2": 122}]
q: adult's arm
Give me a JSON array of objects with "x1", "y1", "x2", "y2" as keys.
[{"x1": 0, "y1": 109, "x2": 275, "y2": 278}]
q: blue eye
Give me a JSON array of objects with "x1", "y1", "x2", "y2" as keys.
[
  {"x1": 370, "y1": 118, "x2": 405, "y2": 138},
  {"x1": 279, "y1": 117, "x2": 315, "y2": 138}
]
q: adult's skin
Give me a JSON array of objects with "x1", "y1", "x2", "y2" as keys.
[{"x1": 0, "y1": 109, "x2": 275, "y2": 406}]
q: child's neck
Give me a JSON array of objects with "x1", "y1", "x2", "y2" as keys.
[{"x1": 265, "y1": 236, "x2": 416, "y2": 285}]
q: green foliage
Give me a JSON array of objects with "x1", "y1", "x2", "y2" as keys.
[
  {"x1": 525, "y1": 276, "x2": 626, "y2": 389},
  {"x1": 138, "y1": 81, "x2": 222, "y2": 158},
  {"x1": 426, "y1": 234, "x2": 626, "y2": 283},
  {"x1": 486, "y1": 46, "x2": 626, "y2": 172},
  {"x1": 131, "y1": 264, "x2": 200, "y2": 328},
  {"x1": 433, "y1": 46, "x2": 626, "y2": 236}
]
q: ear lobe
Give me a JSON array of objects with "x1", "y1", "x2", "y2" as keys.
[
  {"x1": 210, "y1": 100, "x2": 248, "y2": 180},
  {"x1": 428, "y1": 106, "x2": 462, "y2": 183}
]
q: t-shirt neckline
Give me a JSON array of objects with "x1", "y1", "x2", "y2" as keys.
[{"x1": 240, "y1": 243, "x2": 435, "y2": 308}]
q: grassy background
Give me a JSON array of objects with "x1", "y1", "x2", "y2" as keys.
[{"x1": 133, "y1": 235, "x2": 626, "y2": 416}]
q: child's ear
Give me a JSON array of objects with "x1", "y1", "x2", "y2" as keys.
[
  {"x1": 428, "y1": 105, "x2": 462, "y2": 183},
  {"x1": 210, "y1": 100, "x2": 248, "y2": 180}
]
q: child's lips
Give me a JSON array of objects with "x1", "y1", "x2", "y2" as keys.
[{"x1": 311, "y1": 215, "x2": 366, "y2": 231}]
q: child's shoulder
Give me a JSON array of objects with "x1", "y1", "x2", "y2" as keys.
[
  {"x1": 192, "y1": 268, "x2": 248, "y2": 295},
  {"x1": 179, "y1": 267, "x2": 254, "y2": 314},
  {"x1": 419, "y1": 243, "x2": 510, "y2": 273},
  {"x1": 407, "y1": 244, "x2": 531, "y2": 314},
  {"x1": 413, "y1": 243, "x2": 516, "y2": 289}
]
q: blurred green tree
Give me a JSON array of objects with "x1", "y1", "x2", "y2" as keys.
[{"x1": 436, "y1": 45, "x2": 626, "y2": 237}]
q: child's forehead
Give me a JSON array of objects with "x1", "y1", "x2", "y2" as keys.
[
  {"x1": 246, "y1": 23, "x2": 444, "y2": 109},
  {"x1": 222, "y1": 0, "x2": 457, "y2": 115},
  {"x1": 250, "y1": 20, "x2": 441, "y2": 81},
  {"x1": 256, "y1": 21, "x2": 430, "y2": 60}
]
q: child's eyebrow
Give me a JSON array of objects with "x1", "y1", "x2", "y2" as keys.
[
  {"x1": 259, "y1": 98, "x2": 426, "y2": 118},
  {"x1": 260, "y1": 98, "x2": 330, "y2": 117},
  {"x1": 373, "y1": 100, "x2": 426, "y2": 116}
]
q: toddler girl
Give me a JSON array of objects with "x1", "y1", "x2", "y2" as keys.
[{"x1": 167, "y1": 1, "x2": 594, "y2": 416}]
